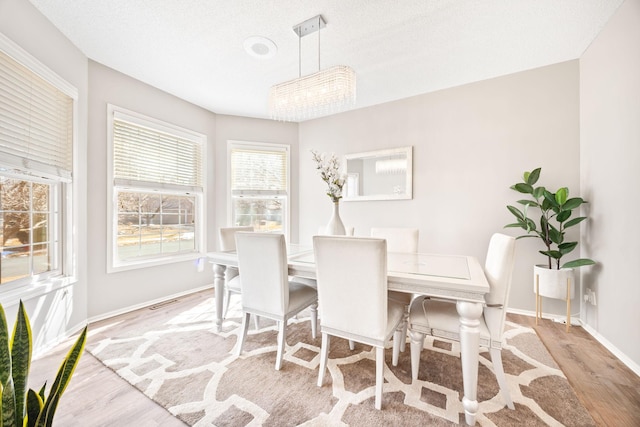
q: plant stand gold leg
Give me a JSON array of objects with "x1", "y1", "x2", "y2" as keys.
[{"x1": 566, "y1": 277, "x2": 571, "y2": 332}]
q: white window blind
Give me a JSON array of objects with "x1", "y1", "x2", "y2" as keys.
[
  {"x1": 0, "y1": 49, "x2": 73, "y2": 180},
  {"x1": 113, "y1": 112, "x2": 203, "y2": 191},
  {"x1": 230, "y1": 147, "x2": 287, "y2": 195}
]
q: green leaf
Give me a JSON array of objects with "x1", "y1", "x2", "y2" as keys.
[
  {"x1": 562, "y1": 197, "x2": 586, "y2": 210},
  {"x1": 543, "y1": 190, "x2": 558, "y2": 208},
  {"x1": 527, "y1": 168, "x2": 541, "y2": 185},
  {"x1": 37, "y1": 327, "x2": 87, "y2": 427},
  {"x1": 2, "y1": 377, "x2": 17, "y2": 427},
  {"x1": 504, "y1": 223, "x2": 526, "y2": 229},
  {"x1": 540, "y1": 250, "x2": 562, "y2": 260},
  {"x1": 564, "y1": 216, "x2": 587, "y2": 228},
  {"x1": 514, "y1": 183, "x2": 533, "y2": 194},
  {"x1": 555, "y1": 187, "x2": 568, "y2": 205},
  {"x1": 0, "y1": 305, "x2": 11, "y2": 387},
  {"x1": 562, "y1": 259, "x2": 596, "y2": 269},
  {"x1": 506, "y1": 205, "x2": 525, "y2": 221},
  {"x1": 532, "y1": 186, "x2": 546, "y2": 199},
  {"x1": 556, "y1": 210, "x2": 571, "y2": 223},
  {"x1": 558, "y1": 241, "x2": 578, "y2": 254},
  {"x1": 12, "y1": 302, "x2": 32, "y2": 426},
  {"x1": 25, "y1": 388, "x2": 44, "y2": 427},
  {"x1": 517, "y1": 199, "x2": 538, "y2": 207},
  {"x1": 548, "y1": 227, "x2": 563, "y2": 245}
]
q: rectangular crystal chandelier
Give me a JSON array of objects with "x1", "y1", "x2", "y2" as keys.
[{"x1": 269, "y1": 15, "x2": 356, "y2": 122}]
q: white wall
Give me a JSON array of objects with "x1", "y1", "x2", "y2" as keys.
[
  {"x1": 580, "y1": 0, "x2": 640, "y2": 367},
  {"x1": 0, "y1": 0, "x2": 89, "y2": 354},
  {"x1": 299, "y1": 61, "x2": 581, "y2": 317}
]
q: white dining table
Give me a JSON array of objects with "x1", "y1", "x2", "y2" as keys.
[{"x1": 207, "y1": 244, "x2": 490, "y2": 426}]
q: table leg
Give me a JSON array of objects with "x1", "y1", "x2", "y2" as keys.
[
  {"x1": 213, "y1": 263, "x2": 226, "y2": 332},
  {"x1": 456, "y1": 300, "x2": 483, "y2": 426}
]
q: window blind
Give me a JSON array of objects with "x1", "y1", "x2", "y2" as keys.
[
  {"x1": 230, "y1": 147, "x2": 287, "y2": 194},
  {"x1": 0, "y1": 50, "x2": 73, "y2": 180},
  {"x1": 113, "y1": 116, "x2": 203, "y2": 191}
]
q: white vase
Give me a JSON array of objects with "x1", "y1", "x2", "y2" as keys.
[
  {"x1": 533, "y1": 265, "x2": 575, "y2": 300},
  {"x1": 325, "y1": 201, "x2": 346, "y2": 235}
]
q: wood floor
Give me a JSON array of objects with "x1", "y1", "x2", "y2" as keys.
[{"x1": 28, "y1": 292, "x2": 640, "y2": 426}]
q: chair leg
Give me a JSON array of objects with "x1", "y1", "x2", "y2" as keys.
[
  {"x1": 375, "y1": 346, "x2": 384, "y2": 410},
  {"x1": 392, "y1": 327, "x2": 402, "y2": 367},
  {"x1": 275, "y1": 320, "x2": 287, "y2": 370},
  {"x1": 253, "y1": 314, "x2": 259, "y2": 330},
  {"x1": 400, "y1": 308, "x2": 409, "y2": 352},
  {"x1": 490, "y1": 347, "x2": 514, "y2": 410},
  {"x1": 348, "y1": 340, "x2": 355, "y2": 350},
  {"x1": 318, "y1": 333, "x2": 330, "y2": 387},
  {"x1": 223, "y1": 289, "x2": 231, "y2": 319},
  {"x1": 310, "y1": 303, "x2": 318, "y2": 339},
  {"x1": 409, "y1": 329, "x2": 425, "y2": 381},
  {"x1": 236, "y1": 312, "x2": 251, "y2": 357}
]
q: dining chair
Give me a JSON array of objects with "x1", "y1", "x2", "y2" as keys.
[
  {"x1": 218, "y1": 226, "x2": 253, "y2": 320},
  {"x1": 370, "y1": 227, "x2": 419, "y2": 352},
  {"x1": 313, "y1": 236, "x2": 405, "y2": 410},
  {"x1": 408, "y1": 233, "x2": 516, "y2": 409},
  {"x1": 235, "y1": 232, "x2": 318, "y2": 370}
]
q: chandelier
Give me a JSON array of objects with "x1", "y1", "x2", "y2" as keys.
[{"x1": 269, "y1": 15, "x2": 356, "y2": 122}]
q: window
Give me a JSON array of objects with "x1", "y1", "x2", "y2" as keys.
[
  {"x1": 228, "y1": 141, "x2": 289, "y2": 237},
  {"x1": 0, "y1": 34, "x2": 76, "y2": 290},
  {"x1": 108, "y1": 105, "x2": 205, "y2": 271}
]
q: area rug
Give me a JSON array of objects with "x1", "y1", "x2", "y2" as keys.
[{"x1": 86, "y1": 292, "x2": 595, "y2": 426}]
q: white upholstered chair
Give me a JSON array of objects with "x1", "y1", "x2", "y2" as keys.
[
  {"x1": 313, "y1": 236, "x2": 405, "y2": 410},
  {"x1": 408, "y1": 233, "x2": 516, "y2": 409},
  {"x1": 218, "y1": 226, "x2": 253, "y2": 319},
  {"x1": 370, "y1": 227, "x2": 419, "y2": 351},
  {"x1": 235, "y1": 232, "x2": 318, "y2": 370}
]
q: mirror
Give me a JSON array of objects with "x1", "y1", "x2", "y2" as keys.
[{"x1": 343, "y1": 146, "x2": 412, "y2": 201}]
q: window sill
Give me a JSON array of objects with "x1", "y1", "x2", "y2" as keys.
[
  {"x1": 0, "y1": 276, "x2": 77, "y2": 308},
  {"x1": 108, "y1": 252, "x2": 205, "y2": 274}
]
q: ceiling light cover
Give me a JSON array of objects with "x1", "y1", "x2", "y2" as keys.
[
  {"x1": 269, "y1": 65, "x2": 356, "y2": 121},
  {"x1": 243, "y1": 36, "x2": 277, "y2": 59}
]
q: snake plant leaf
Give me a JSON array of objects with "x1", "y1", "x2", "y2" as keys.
[
  {"x1": 0, "y1": 305, "x2": 11, "y2": 387},
  {"x1": 555, "y1": 187, "x2": 568, "y2": 205},
  {"x1": 2, "y1": 378, "x2": 17, "y2": 427},
  {"x1": 562, "y1": 258, "x2": 596, "y2": 269},
  {"x1": 11, "y1": 302, "x2": 32, "y2": 426},
  {"x1": 565, "y1": 216, "x2": 587, "y2": 228},
  {"x1": 36, "y1": 326, "x2": 87, "y2": 427},
  {"x1": 25, "y1": 388, "x2": 44, "y2": 427},
  {"x1": 562, "y1": 197, "x2": 586, "y2": 210},
  {"x1": 525, "y1": 168, "x2": 541, "y2": 185}
]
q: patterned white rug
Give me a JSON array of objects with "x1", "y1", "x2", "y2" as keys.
[{"x1": 87, "y1": 291, "x2": 595, "y2": 426}]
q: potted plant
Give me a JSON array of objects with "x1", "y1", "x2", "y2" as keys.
[
  {"x1": 505, "y1": 167, "x2": 596, "y2": 301},
  {"x1": 1, "y1": 301, "x2": 86, "y2": 427}
]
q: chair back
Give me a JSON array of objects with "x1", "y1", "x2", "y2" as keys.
[
  {"x1": 235, "y1": 232, "x2": 289, "y2": 315},
  {"x1": 370, "y1": 227, "x2": 418, "y2": 253},
  {"x1": 219, "y1": 226, "x2": 253, "y2": 251},
  {"x1": 313, "y1": 236, "x2": 388, "y2": 341},
  {"x1": 482, "y1": 233, "x2": 516, "y2": 341}
]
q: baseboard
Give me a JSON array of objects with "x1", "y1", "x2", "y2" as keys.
[
  {"x1": 507, "y1": 307, "x2": 640, "y2": 377},
  {"x1": 87, "y1": 284, "x2": 214, "y2": 324}
]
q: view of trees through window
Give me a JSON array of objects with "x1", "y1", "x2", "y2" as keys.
[
  {"x1": 0, "y1": 176, "x2": 56, "y2": 285},
  {"x1": 116, "y1": 190, "x2": 196, "y2": 260},
  {"x1": 232, "y1": 197, "x2": 283, "y2": 232}
]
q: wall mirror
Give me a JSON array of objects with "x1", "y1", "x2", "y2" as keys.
[{"x1": 343, "y1": 146, "x2": 412, "y2": 201}]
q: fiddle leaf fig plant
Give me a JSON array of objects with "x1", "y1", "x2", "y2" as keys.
[
  {"x1": 0, "y1": 301, "x2": 87, "y2": 427},
  {"x1": 505, "y1": 167, "x2": 596, "y2": 270}
]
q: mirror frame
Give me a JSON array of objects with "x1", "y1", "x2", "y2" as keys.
[{"x1": 342, "y1": 146, "x2": 413, "y2": 201}]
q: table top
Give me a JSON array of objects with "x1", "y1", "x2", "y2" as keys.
[{"x1": 207, "y1": 246, "x2": 489, "y2": 303}]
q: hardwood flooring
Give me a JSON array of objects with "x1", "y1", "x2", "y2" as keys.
[{"x1": 28, "y1": 292, "x2": 640, "y2": 426}]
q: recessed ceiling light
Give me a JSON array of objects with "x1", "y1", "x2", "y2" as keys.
[{"x1": 243, "y1": 36, "x2": 277, "y2": 59}]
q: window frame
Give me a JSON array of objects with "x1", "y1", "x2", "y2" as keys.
[
  {"x1": 0, "y1": 32, "x2": 78, "y2": 302},
  {"x1": 227, "y1": 140, "x2": 290, "y2": 240},
  {"x1": 107, "y1": 104, "x2": 207, "y2": 273}
]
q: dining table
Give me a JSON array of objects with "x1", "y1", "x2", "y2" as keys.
[{"x1": 207, "y1": 243, "x2": 490, "y2": 426}]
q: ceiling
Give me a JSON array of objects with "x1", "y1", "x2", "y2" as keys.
[{"x1": 29, "y1": 0, "x2": 623, "y2": 122}]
